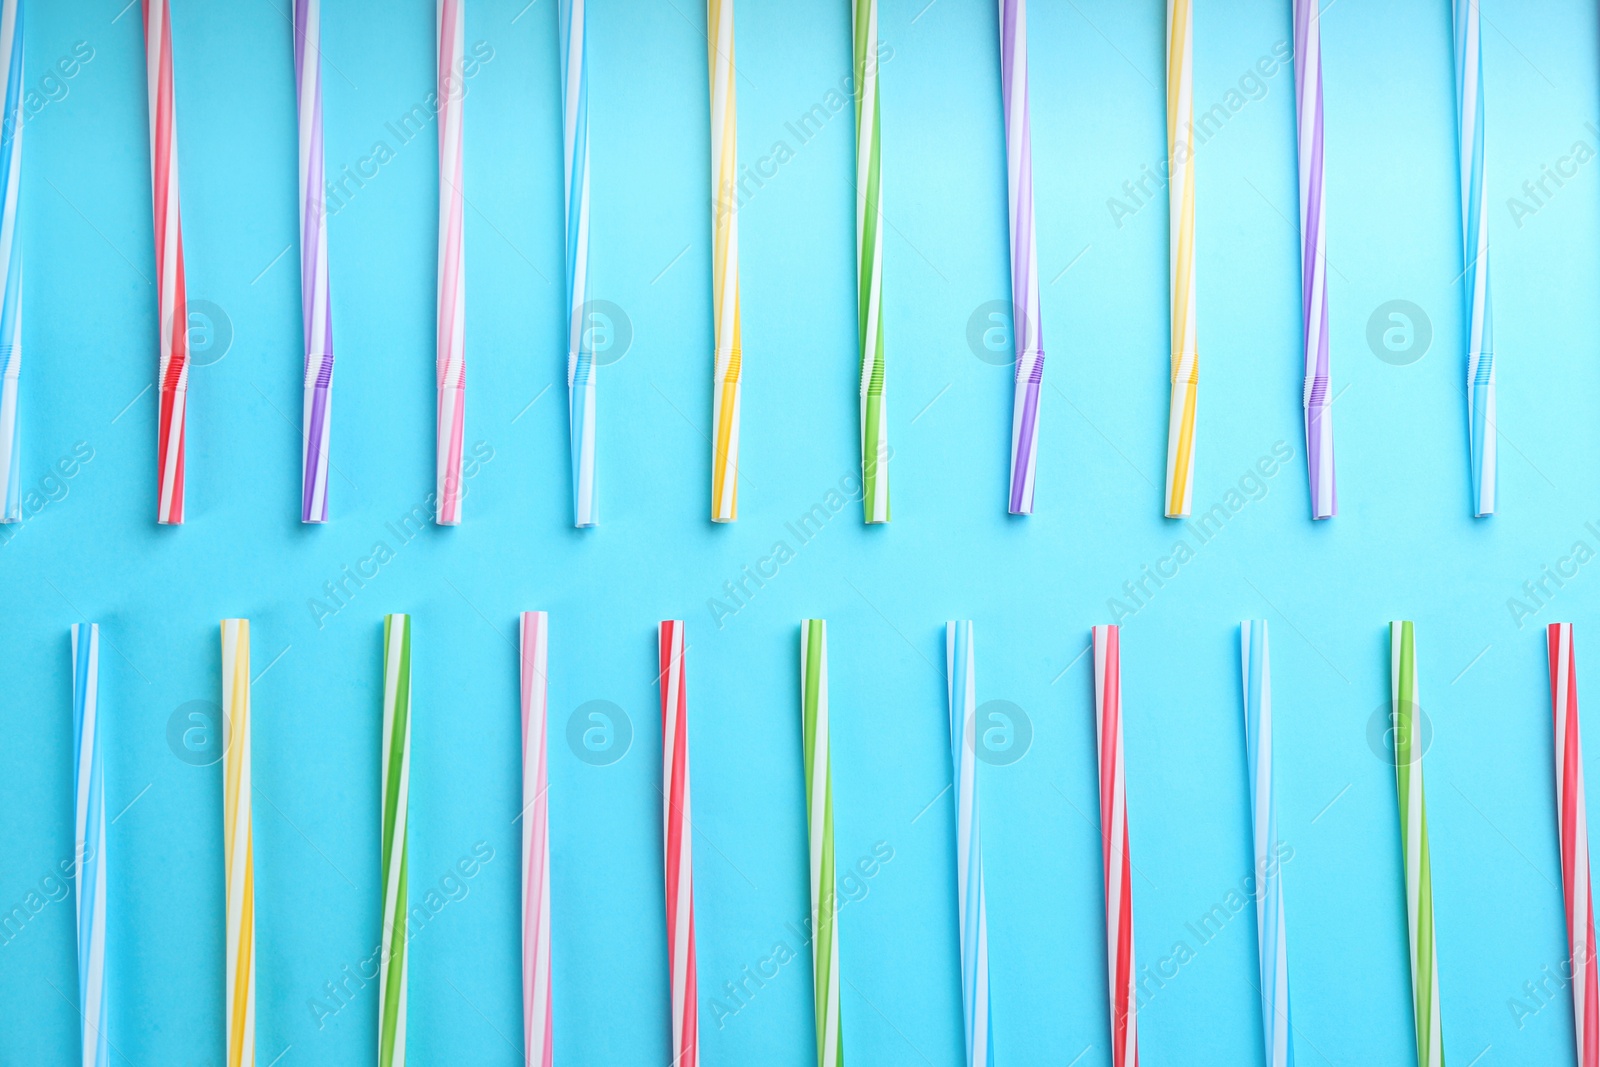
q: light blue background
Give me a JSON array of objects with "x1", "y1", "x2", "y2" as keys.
[{"x1": 0, "y1": 0, "x2": 1595, "y2": 1063}]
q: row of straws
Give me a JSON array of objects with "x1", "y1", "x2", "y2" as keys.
[
  {"x1": 0, "y1": 0, "x2": 1499, "y2": 532},
  {"x1": 58, "y1": 615, "x2": 1596, "y2": 1067}
]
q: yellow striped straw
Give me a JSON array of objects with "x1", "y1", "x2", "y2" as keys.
[
  {"x1": 1164, "y1": 0, "x2": 1198, "y2": 518},
  {"x1": 221, "y1": 619, "x2": 255, "y2": 1067},
  {"x1": 708, "y1": 0, "x2": 741, "y2": 523}
]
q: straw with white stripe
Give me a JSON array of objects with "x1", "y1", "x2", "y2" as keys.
[
  {"x1": 1241, "y1": 620, "x2": 1292, "y2": 1066},
  {"x1": 1452, "y1": 0, "x2": 1495, "y2": 517},
  {"x1": 294, "y1": 0, "x2": 334, "y2": 523},
  {"x1": 1389, "y1": 621, "x2": 1444, "y2": 1067},
  {"x1": 1092, "y1": 624, "x2": 1138, "y2": 1067},
  {"x1": 521, "y1": 612, "x2": 555, "y2": 1067},
  {"x1": 999, "y1": 0, "x2": 1042, "y2": 517},
  {"x1": 561, "y1": 0, "x2": 595, "y2": 528},
  {"x1": 381, "y1": 614, "x2": 412, "y2": 1067},
  {"x1": 221, "y1": 619, "x2": 255, "y2": 1067},
  {"x1": 435, "y1": 0, "x2": 467, "y2": 525},
  {"x1": 72, "y1": 623, "x2": 108, "y2": 1067},
  {"x1": 707, "y1": 0, "x2": 741, "y2": 524},
  {"x1": 1548, "y1": 623, "x2": 1599, "y2": 1067},
  {"x1": 800, "y1": 619, "x2": 843, "y2": 1066},
  {"x1": 946, "y1": 621, "x2": 994, "y2": 1066},
  {"x1": 660, "y1": 621, "x2": 700, "y2": 1067},
  {"x1": 143, "y1": 0, "x2": 190, "y2": 525},
  {"x1": 1163, "y1": 0, "x2": 1198, "y2": 519},
  {"x1": 0, "y1": 0, "x2": 21, "y2": 525},
  {"x1": 854, "y1": 0, "x2": 889, "y2": 524},
  {"x1": 1292, "y1": 0, "x2": 1334, "y2": 520}
]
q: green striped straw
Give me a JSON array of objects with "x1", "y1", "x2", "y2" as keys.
[
  {"x1": 381, "y1": 614, "x2": 412, "y2": 1067},
  {"x1": 1389, "y1": 621, "x2": 1444, "y2": 1067},
  {"x1": 853, "y1": 0, "x2": 889, "y2": 525},
  {"x1": 800, "y1": 619, "x2": 843, "y2": 1066}
]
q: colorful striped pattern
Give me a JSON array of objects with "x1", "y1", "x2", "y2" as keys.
[
  {"x1": 800, "y1": 620, "x2": 843, "y2": 1067},
  {"x1": 1389, "y1": 621, "x2": 1444, "y2": 1067},
  {"x1": 521, "y1": 612, "x2": 555, "y2": 1067},
  {"x1": 659, "y1": 621, "x2": 700, "y2": 1067},
  {"x1": 144, "y1": 0, "x2": 189, "y2": 525},
  {"x1": 72, "y1": 624, "x2": 108, "y2": 1067},
  {"x1": 1452, "y1": 0, "x2": 1495, "y2": 517},
  {"x1": 0, "y1": 0, "x2": 20, "y2": 525},
  {"x1": 946, "y1": 621, "x2": 994, "y2": 1067},
  {"x1": 1000, "y1": 0, "x2": 1041, "y2": 518},
  {"x1": 381, "y1": 614, "x2": 412, "y2": 1067},
  {"x1": 1241, "y1": 621, "x2": 1292, "y2": 1066},
  {"x1": 1548, "y1": 623, "x2": 1599, "y2": 1067},
  {"x1": 435, "y1": 0, "x2": 466, "y2": 526},
  {"x1": 854, "y1": 0, "x2": 889, "y2": 524},
  {"x1": 707, "y1": 0, "x2": 741, "y2": 524},
  {"x1": 220, "y1": 620, "x2": 255, "y2": 1067},
  {"x1": 294, "y1": 0, "x2": 334, "y2": 524},
  {"x1": 1292, "y1": 0, "x2": 1334, "y2": 520},
  {"x1": 561, "y1": 0, "x2": 596, "y2": 528},
  {"x1": 1163, "y1": 0, "x2": 1197, "y2": 519},
  {"x1": 1092, "y1": 625, "x2": 1138, "y2": 1067}
]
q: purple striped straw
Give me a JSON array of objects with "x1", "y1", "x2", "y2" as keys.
[
  {"x1": 1294, "y1": 0, "x2": 1334, "y2": 519},
  {"x1": 295, "y1": 0, "x2": 334, "y2": 523},
  {"x1": 1000, "y1": 0, "x2": 1043, "y2": 516}
]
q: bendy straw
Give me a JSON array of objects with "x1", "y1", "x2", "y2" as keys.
[{"x1": 800, "y1": 619, "x2": 843, "y2": 1067}]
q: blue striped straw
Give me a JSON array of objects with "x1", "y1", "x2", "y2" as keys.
[
  {"x1": 561, "y1": 0, "x2": 595, "y2": 528},
  {"x1": 946, "y1": 621, "x2": 994, "y2": 1066},
  {"x1": 72, "y1": 623, "x2": 109, "y2": 1067},
  {"x1": 1453, "y1": 0, "x2": 1495, "y2": 516},
  {"x1": 0, "y1": 0, "x2": 22, "y2": 524},
  {"x1": 1241, "y1": 621, "x2": 1292, "y2": 1066}
]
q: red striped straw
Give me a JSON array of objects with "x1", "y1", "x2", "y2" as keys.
[
  {"x1": 143, "y1": 0, "x2": 188, "y2": 525},
  {"x1": 1549, "y1": 623, "x2": 1599, "y2": 1067},
  {"x1": 659, "y1": 621, "x2": 699, "y2": 1067},
  {"x1": 520, "y1": 612, "x2": 553, "y2": 1067},
  {"x1": 1092, "y1": 625, "x2": 1139, "y2": 1067}
]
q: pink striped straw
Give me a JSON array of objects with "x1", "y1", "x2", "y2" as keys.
[
  {"x1": 1092, "y1": 625, "x2": 1138, "y2": 1067},
  {"x1": 1549, "y1": 623, "x2": 1599, "y2": 1067},
  {"x1": 659, "y1": 621, "x2": 699, "y2": 1067},
  {"x1": 520, "y1": 612, "x2": 554, "y2": 1067},
  {"x1": 435, "y1": 0, "x2": 466, "y2": 525},
  {"x1": 143, "y1": 0, "x2": 189, "y2": 525}
]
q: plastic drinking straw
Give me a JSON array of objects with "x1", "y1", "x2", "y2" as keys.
[
  {"x1": 1390, "y1": 621, "x2": 1444, "y2": 1067},
  {"x1": 1453, "y1": 0, "x2": 1495, "y2": 517},
  {"x1": 659, "y1": 620, "x2": 699, "y2": 1067},
  {"x1": 1548, "y1": 623, "x2": 1599, "y2": 1067},
  {"x1": 707, "y1": 0, "x2": 741, "y2": 524},
  {"x1": 435, "y1": 0, "x2": 466, "y2": 526},
  {"x1": 381, "y1": 614, "x2": 412, "y2": 1067},
  {"x1": 221, "y1": 619, "x2": 256, "y2": 1067},
  {"x1": 854, "y1": 0, "x2": 889, "y2": 524},
  {"x1": 1163, "y1": 0, "x2": 1197, "y2": 519},
  {"x1": 800, "y1": 620, "x2": 843, "y2": 1067},
  {"x1": 521, "y1": 612, "x2": 554, "y2": 1067},
  {"x1": 72, "y1": 624, "x2": 108, "y2": 1067},
  {"x1": 999, "y1": 0, "x2": 1042, "y2": 518},
  {"x1": 1292, "y1": 0, "x2": 1334, "y2": 520},
  {"x1": 1241, "y1": 621, "x2": 1292, "y2": 1066},
  {"x1": 560, "y1": 0, "x2": 595, "y2": 528},
  {"x1": 294, "y1": 0, "x2": 334, "y2": 524},
  {"x1": 1091, "y1": 625, "x2": 1138, "y2": 1067},
  {"x1": 143, "y1": 0, "x2": 190, "y2": 526},
  {"x1": 0, "y1": 0, "x2": 21, "y2": 525},
  {"x1": 946, "y1": 621, "x2": 994, "y2": 1066}
]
